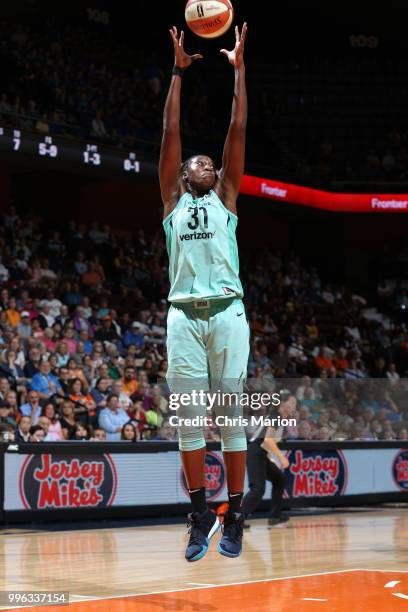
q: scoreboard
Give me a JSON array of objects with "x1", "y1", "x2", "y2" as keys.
[{"x1": 0, "y1": 126, "x2": 155, "y2": 178}]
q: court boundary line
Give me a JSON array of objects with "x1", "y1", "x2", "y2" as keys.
[
  {"x1": 68, "y1": 568, "x2": 407, "y2": 603},
  {"x1": 3, "y1": 568, "x2": 408, "y2": 609}
]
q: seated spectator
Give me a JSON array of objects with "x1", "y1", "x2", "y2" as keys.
[
  {"x1": 5, "y1": 297, "x2": 21, "y2": 328},
  {"x1": 60, "y1": 400, "x2": 77, "y2": 440},
  {"x1": 14, "y1": 415, "x2": 32, "y2": 442},
  {"x1": 82, "y1": 262, "x2": 104, "y2": 288},
  {"x1": 41, "y1": 403, "x2": 63, "y2": 441},
  {"x1": 123, "y1": 322, "x2": 146, "y2": 348},
  {"x1": 314, "y1": 346, "x2": 333, "y2": 371},
  {"x1": 107, "y1": 352, "x2": 122, "y2": 380},
  {"x1": 344, "y1": 359, "x2": 366, "y2": 379},
  {"x1": 0, "y1": 403, "x2": 17, "y2": 428},
  {"x1": 20, "y1": 390, "x2": 42, "y2": 424},
  {"x1": 67, "y1": 358, "x2": 89, "y2": 390},
  {"x1": 152, "y1": 420, "x2": 177, "y2": 441},
  {"x1": 98, "y1": 394, "x2": 130, "y2": 441},
  {"x1": 91, "y1": 377, "x2": 111, "y2": 411},
  {"x1": 0, "y1": 378, "x2": 10, "y2": 401},
  {"x1": 92, "y1": 427, "x2": 107, "y2": 441},
  {"x1": 296, "y1": 421, "x2": 312, "y2": 440},
  {"x1": 270, "y1": 342, "x2": 289, "y2": 371},
  {"x1": 4, "y1": 389, "x2": 18, "y2": 418},
  {"x1": 127, "y1": 399, "x2": 147, "y2": 434},
  {"x1": 305, "y1": 317, "x2": 319, "y2": 340},
  {"x1": 131, "y1": 380, "x2": 151, "y2": 411},
  {"x1": 24, "y1": 347, "x2": 42, "y2": 379},
  {"x1": 68, "y1": 378, "x2": 96, "y2": 424},
  {"x1": 121, "y1": 365, "x2": 139, "y2": 397},
  {"x1": 30, "y1": 360, "x2": 61, "y2": 401},
  {"x1": 37, "y1": 415, "x2": 57, "y2": 442},
  {"x1": 0, "y1": 349, "x2": 25, "y2": 388},
  {"x1": 288, "y1": 335, "x2": 307, "y2": 364},
  {"x1": 333, "y1": 348, "x2": 349, "y2": 373},
  {"x1": 73, "y1": 306, "x2": 92, "y2": 335},
  {"x1": 73, "y1": 423, "x2": 93, "y2": 441},
  {"x1": 29, "y1": 425, "x2": 46, "y2": 442},
  {"x1": 145, "y1": 316, "x2": 166, "y2": 346},
  {"x1": 55, "y1": 342, "x2": 70, "y2": 367},
  {"x1": 121, "y1": 422, "x2": 139, "y2": 441},
  {"x1": 17, "y1": 311, "x2": 32, "y2": 337},
  {"x1": 386, "y1": 362, "x2": 400, "y2": 385},
  {"x1": 62, "y1": 327, "x2": 78, "y2": 354}
]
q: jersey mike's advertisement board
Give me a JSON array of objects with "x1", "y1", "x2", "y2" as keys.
[{"x1": 3, "y1": 445, "x2": 408, "y2": 515}]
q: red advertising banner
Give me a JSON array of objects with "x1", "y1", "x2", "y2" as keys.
[{"x1": 240, "y1": 175, "x2": 408, "y2": 213}]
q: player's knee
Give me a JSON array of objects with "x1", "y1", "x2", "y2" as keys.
[
  {"x1": 220, "y1": 427, "x2": 247, "y2": 452},
  {"x1": 178, "y1": 427, "x2": 206, "y2": 452}
]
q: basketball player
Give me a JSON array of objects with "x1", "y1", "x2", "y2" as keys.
[{"x1": 160, "y1": 23, "x2": 249, "y2": 561}]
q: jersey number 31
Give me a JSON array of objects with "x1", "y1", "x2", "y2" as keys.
[{"x1": 187, "y1": 207, "x2": 208, "y2": 230}]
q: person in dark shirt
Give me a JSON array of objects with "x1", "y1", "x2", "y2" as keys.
[
  {"x1": 14, "y1": 415, "x2": 31, "y2": 442},
  {"x1": 94, "y1": 316, "x2": 119, "y2": 343},
  {"x1": 59, "y1": 400, "x2": 77, "y2": 440},
  {"x1": 24, "y1": 347, "x2": 42, "y2": 379}
]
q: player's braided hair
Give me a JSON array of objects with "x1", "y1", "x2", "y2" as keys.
[{"x1": 180, "y1": 156, "x2": 197, "y2": 176}]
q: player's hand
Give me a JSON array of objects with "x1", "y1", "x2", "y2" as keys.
[
  {"x1": 281, "y1": 456, "x2": 290, "y2": 469},
  {"x1": 220, "y1": 23, "x2": 247, "y2": 68},
  {"x1": 169, "y1": 26, "x2": 203, "y2": 69}
]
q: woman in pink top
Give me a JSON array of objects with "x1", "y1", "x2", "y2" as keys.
[
  {"x1": 62, "y1": 327, "x2": 77, "y2": 354},
  {"x1": 41, "y1": 403, "x2": 63, "y2": 441}
]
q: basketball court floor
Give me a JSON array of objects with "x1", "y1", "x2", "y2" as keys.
[{"x1": 1, "y1": 507, "x2": 407, "y2": 611}]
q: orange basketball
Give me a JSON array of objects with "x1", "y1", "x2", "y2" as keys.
[{"x1": 185, "y1": 0, "x2": 234, "y2": 39}]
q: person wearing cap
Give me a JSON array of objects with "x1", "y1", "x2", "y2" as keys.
[
  {"x1": 123, "y1": 322, "x2": 145, "y2": 348},
  {"x1": 17, "y1": 311, "x2": 32, "y2": 337}
]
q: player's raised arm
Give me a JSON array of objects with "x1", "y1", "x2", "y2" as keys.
[
  {"x1": 159, "y1": 27, "x2": 203, "y2": 217},
  {"x1": 217, "y1": 23, "x2": 248, "y2": 215}
]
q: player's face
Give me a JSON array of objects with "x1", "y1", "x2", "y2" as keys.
[{"x1": 186, "y1": 156, "x2": 217, "y2": 192}]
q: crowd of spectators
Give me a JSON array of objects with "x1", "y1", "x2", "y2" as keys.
[
  {"x1": 1, "y1": 18, "x2": 408, "y2": 184},
  {"x1": 0, "y1": 18, "x2": 165, "y2": 150},
  {"x1": 0, "y1": 206, "x2": 407, "y2": 443}
]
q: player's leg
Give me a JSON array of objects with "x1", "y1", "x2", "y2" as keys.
[
  {"x1": 207, "y1": 298, "x2": 250, "y2": 557},
  {"x1": 166, "y1": 305, "x2": 220, "y2": 561}
]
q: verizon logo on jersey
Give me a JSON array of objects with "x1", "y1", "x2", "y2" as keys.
[{"x1": 179, "y1": 230, "x2": 216, "y2": 241}]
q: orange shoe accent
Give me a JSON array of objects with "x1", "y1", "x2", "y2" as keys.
[{"x1": 215, "y1": 502, "x2": 229, "y2": 522}]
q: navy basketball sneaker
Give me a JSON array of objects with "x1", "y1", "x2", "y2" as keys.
[
  {"x1": 217, "y1": 510, "x2": 244, "y2": 557},
  {"x1": 185, "y1": 508, "x2": 220, "y2": 562}
]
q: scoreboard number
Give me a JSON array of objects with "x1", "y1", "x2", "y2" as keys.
[
  {"x1": 123, "y1": 152, "x2": 140, "y2": 173},
  {"x1": 83, "y1": 144, "x2": 101, "y2": 165},
  {"x1": 38, "y1": 136, "x2": 58, "y2": 157},
  {"x1": 13, "y1": 129, "x2": 21, "y2": 151}
]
